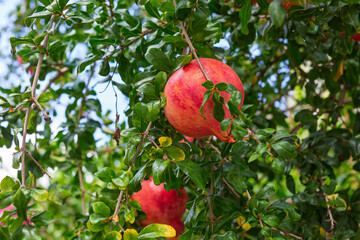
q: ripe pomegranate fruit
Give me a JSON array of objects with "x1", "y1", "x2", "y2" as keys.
[
  {"x1": 164, "y1": 58, "x2": 244, "y2": 143},
  {"x1": 132, "y1": 178, "x2": 188, "y2": 240}
]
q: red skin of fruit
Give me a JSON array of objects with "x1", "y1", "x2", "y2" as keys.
[
  {"x1": 164, "y1": 58, "x2": 244, "y2": 143},
  {"x1": 132, "y1": 178, "x2": 188, "y2": 240},
  {"x1": 179, "y1": 136, "x2": 195, "y2": 143}
]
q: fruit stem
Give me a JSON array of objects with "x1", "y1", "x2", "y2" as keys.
[{"x1": 173, "y1": 0, "x2": 211, "y2": 82}]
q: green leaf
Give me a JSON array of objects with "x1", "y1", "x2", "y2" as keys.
[
  {"x1": 286, "y1": 175, "x2": 296, "y2": 194},
  {"x1": 124, "y1": 208, "x2": 135, "y2": 224},
  {"x1": 37, "y1": 91, "x2": 53, "y2": 103},
  {"x1": 257, "y1": 186, "x2": 275, "y2": 199},
  {"x1": 240, "y1": 0, "x2": 251, "y2": 34},
  {"x1": 145, "y1": 48, "x2": 173, "y2": 72},
  {"x1": 341, "y1": 5, "x2": 358, "y2": 29},
  {"x1": 30, "y1": 189, "x2": 48, "y2": 201},
  {"x1": 1, "y1": 176, "x2": 15, "y2": 192},
  {"x1": 92, "y1": 202, "x2": 111, "y2": 217},
  {"x1": 215, "y1": 82, "x2": 228, "y2": 91},
  {"x1": 152, "y1": 159, "x2": 170, "y2": 185},
  {"x1": 77, "y1": 55, "x2": 99, "y2": 74},
  {"x1": 212, "y1": 91, "x2": 225, "y2": 122},
  {"x1": 130, "y1": 200, "x2": 142, "y2": 211},
  {"x1": 117, "y1": 55, "x2": 134, "y2": 84},
  {"x1": 177, "y1": 161, "x2": 207, "y2": 191},
  {"x1": 0, "y1": 191, "x2": 14, "y2": 209},
  {"x1": 288, "y1": 41, "x2": 301, "y2": 66},
  {"x1": 147, "y1": 100, "x2": 161, "y2": 122},
  {"x1": 220, "y1": 118, "x2": 232, "y2": 131},
  {"x1": 262, "y1": 215, "x2": 280, "y2": 227},
  {"x1": 202, "y1": 81, "x2": 214, "y2": 90},
  {"x1": 228, "y1": 90, "x2": 242, "y2": 115},
  {"x1": 249, "y1": 152, "x2": 261, "y2": 163},
  {"x1": 145, "y1": 1, "x2": 161, "y2": 19},
  {"x1": 12, "y1": 188, "x2": 27, "y2": 220},
  {"x1": 137, "y1": 83, "x2": 157, "y2": 99},
  {"x1": 99, "y1": 60, "x2": 110, "y2": 76},
  {"x1": 272, "y1": 141, "x2": 297, "y2": 159},
  {"x1": 104, "y1": 231, "x2": 122, "y2": 240},
  {"x1": 31, "y1": 211, "x2": 55, "y2": 227},
  {"x1": 271, "y1": 130, "x2": 295, "y2": 142},
  {"x1": 138, "y1": 224, "x2": 176, "y2": 239},
  {"x1": 164, "y1": 145, "x2": 185, "y2": 161},
  {"x1": 95, "y1": 167, "x2": 116, "y2": 182},
  {"x1": 214, "y1": 231, "x2": 237, "y2": 240},
  {"x1": 132, "y1": 102, "x2": 149, "y2": 132},
  {"x1": 269, "y1": 0, "x2": 286, "y2": 27},
  {"x1": 224, "y1": 164, "x2": 246, "y2": 195},
  {"x1": 175, "y1": 8, "x2": 191, "y2": 21},
  {"x1": 200, "y1": 90, "x2": 212, "y2": 119},
  {"x1": 112, "y1": 171, "x2": 132, "y2": 190},
  {"x1": 320, "y1": 179, "x2": 336, "y2": 195},
  {"x1": 154, "y1": 71, "x2": 167, "y2": 94}
]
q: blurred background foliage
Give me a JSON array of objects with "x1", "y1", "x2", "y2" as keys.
[{"x1": 0, "y1": 0, "x2": 360, "y2": 239}]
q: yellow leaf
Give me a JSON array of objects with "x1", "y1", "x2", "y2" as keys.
[
  {"x1": 104, "y1": 231, "x2": 122, "y2": 240},
  {"x1": 328, "y1": 193, "x2": 338, "y2": 201},
  {"x1": 159, "y1": 136, "x2": 172, "y2": 147},
  {"x1": 319, "y1": 227, "x2": 326, "y2": 237},
  {"x1": 333, "y1": 60, "x2": 344, "y2": 82},
  {"x1": 124, "y1": 229, "x2": 139, "y2": 240},
  {"x1": 236, "y1": 216, "x2": 246, "y2": 227},
  {"x1": 242, "y1": 222, "x2": 251, "y2": 231}
]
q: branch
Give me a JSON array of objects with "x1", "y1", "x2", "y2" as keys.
[
  {"x1": 77, "y1": 163, "x2": 86, "y2": 215},
  {"x1": 112, "y1": 122, "x2": 152, "y2": 219},
  {"x1": 222, "y1": 178, "x2": 241, "y2": 199},
  {"x1": 172, "y1": 0, "x2": 211, "y2": 82},
  {"x1": 114, "y1": 22, "x2": 168, "y2": 55},
  {"x1": 271, "y1": 227, "x2": 303, "y2": 240},
  {"x1": 32, "y1": 97, "x2": 51, "y2": 121},
  {"x1": 20, "y1": 108, "x2": 31, "y2": 188},
  {"x1": 324, "y1": 193, "x2": 336, "y2": 233},
  {"x1": 290, "y1": 123, "x2": 303, "y2": 134},
  {"x1": 24, "y1": 150, "x2": 52, "y2": 179},
  {"x1": 38, "y1": 67, "x2": 69, "y2": 96}
]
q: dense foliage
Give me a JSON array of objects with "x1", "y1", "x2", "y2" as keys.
[{"x1": 1, "y1": 0, "x2": 360, "y2": 239}]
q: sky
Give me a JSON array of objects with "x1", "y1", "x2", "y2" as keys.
[{"x1": 0, "y1": 0, "x2": 128, "y2": 183}]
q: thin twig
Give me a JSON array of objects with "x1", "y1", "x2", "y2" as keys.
[
  {"x1": 31, "y1": 17, "x2": 54, "y2": 98},
  {"x1": 38, "y1": 67, "x2": 69, "y2": 96},
  {"x1": 113, "y1": 191, "x2": 124, "y2": 220},
  {"x1": 77, "y1": 163, "x2": 86, "y2": 215},
  {"x1": 32, "y1": 97, "x2": 51, "y2": 121},
  {"x1": 172, "y1": 0, "x2": 211, "y2": 82},
  {"x1": 12, "y1": 102, "x2": 23, "y2": 112},
  {"x1": 114, "y1": 22, "x2": 168, "y2": 54},
  {"x1": 222, "y1": 178, "x2": 241, "y2": 199},
  {"x1": 247, "y1": 128, "x2": 274, "y2": 158},
  {"x1": 324, "y1": 193, "x2": 336, "y2": 233},
  {"x1": 112, "y1": 122, "x2": 153, "y2": 219},
  {"x1": 204, "y1": 141, "x2": 221, "y2": 156},
  {"x1": 129, "y1": 122, "x2": 152, "y2": 172},
  {"x1": 20, "y1": 108, "x2": 31, "y2": 188},
  {"x1": 290, "y1": 123, "x2": 303, "y2": 134},
  {"x1": 147, "y1": 135, "x2": 159, "y2": 148},
  {"x1": 271, "y1": 227, "x2": 303, "y2": 240},
  {"x1": 24, "y1": 150, "x2": 52, "y2": 179}
]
